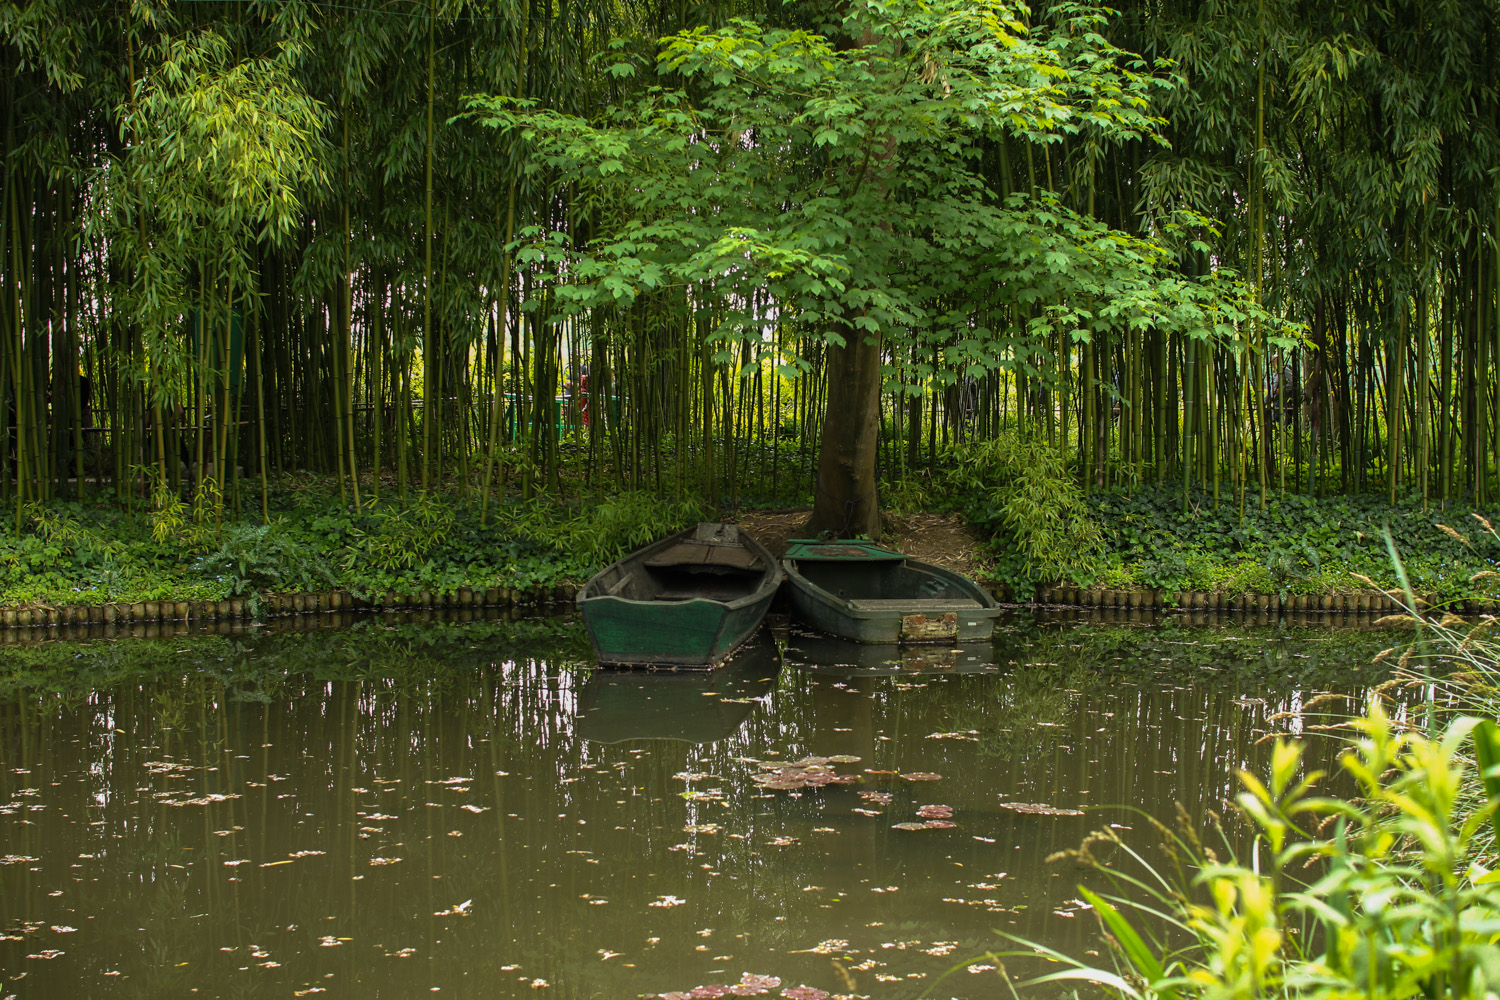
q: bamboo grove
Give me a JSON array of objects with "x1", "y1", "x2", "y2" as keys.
[{"x1": 1, "y1": 0, "x2": 1497, "y2": 522}]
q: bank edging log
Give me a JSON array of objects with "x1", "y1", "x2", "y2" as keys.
[
  {"x1": 0, "y1": 584, "x2": 583, "y2": 629},
  {"x1": 1027, "y1": 586, "x2": 1466, "y2": 613}
]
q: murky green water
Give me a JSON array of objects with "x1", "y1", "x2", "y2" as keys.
[{"x1": 0, "y1": 611, "x2": 1403, "y2": 999}]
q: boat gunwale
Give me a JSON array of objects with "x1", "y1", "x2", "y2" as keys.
[
  {"x1": 781, "y1": 554, "x2": 1001, "y2": 622},
  {"x1": 577, "y1": 525, "x2": 783, "y2": 613}
]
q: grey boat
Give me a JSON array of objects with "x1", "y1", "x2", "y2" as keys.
[{"x1": 781, "y1": 538, "x2": 1002, "y2": 643}]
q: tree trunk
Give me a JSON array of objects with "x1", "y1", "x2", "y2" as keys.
[{"x1": 809, "y1": 318, "x2": 881, "y2": 537}]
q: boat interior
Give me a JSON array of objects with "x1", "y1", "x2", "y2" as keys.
[
  {"x1": 792, "y1": 559, "x2": 981, "y2": 608},
  {"x1": 589, "y1": 525, "x2": 771, "y2": 603}
]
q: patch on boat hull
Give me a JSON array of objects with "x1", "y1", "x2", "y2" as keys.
[{"x1": 901, "y1": 611, "x2": 958, "y2": 641}]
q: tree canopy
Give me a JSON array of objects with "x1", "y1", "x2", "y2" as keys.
[{"x1": 471, "y1": 0, "x2": 1297, "y2": 532}]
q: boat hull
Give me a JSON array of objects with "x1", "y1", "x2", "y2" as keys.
[
  {"x1": 579, "y1": 591, "x2": 775, "y2": 667},
  {"x1": 783, "y1": 545, "x2": 1001, "y2": 644},
  {"x1": 578, "y1": 525, "x2": 781, "y2": 669}
]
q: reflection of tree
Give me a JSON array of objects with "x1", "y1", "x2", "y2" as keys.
[{"x1": 970, "y1": 661, "x2": 1094, "y2": 761}]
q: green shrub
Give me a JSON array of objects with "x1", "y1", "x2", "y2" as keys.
[
  {"x1": 946, "y1": 435, "x2": 1105, "y2": 592},
  {"x1": 1012, "y1": 698, "x2": 1500, "y2": 1000}
]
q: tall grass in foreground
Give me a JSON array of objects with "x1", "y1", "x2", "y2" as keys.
[{"x1": 982, "y1": 551, "x2": 1500, "y2": 1000}]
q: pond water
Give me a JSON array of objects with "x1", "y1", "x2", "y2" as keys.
[{"x1": 0, "y1": 610, "x2": 1404, "y2": 1000}]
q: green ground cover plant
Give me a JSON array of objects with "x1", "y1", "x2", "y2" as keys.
[
  {"x1": 0, "y1": 477, "x2": 704, "y2": 610},
  {"x1": 920, "y1": 438, "x2": 1500, "y2": 602}
]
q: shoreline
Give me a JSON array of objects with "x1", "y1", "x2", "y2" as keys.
[
  {"x1": 0, "y1": 601, "x2": 1413, "y2": 647},
  {"x1": 0, "y1": 581, "x2": 1433, "y2": 636}
]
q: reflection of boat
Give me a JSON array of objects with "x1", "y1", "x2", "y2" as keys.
[
  {"x1": 785, "y1": 630, "x2": 1001, "y2": 675},
  {"x1": 782, "y1": 539, "x2": 1002, "y2": 643},
  {"x1": 575, "y1": 635, "x2": 781, "y2": 744},
  {"x1": 577, "y1": 523, "x2": 783, "y2": 668}
]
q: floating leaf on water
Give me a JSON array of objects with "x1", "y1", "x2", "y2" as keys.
[
  {"x1": 27, "y1": 950, "x2": 64, "y2": 960},
  {"x1": 461, "y1": 804, "x2": 491, "y2": 813},
  {"x1": 684, "y1": 824, "x2": 721, "y2": 835},
  {"x1": 900, "y1": 772, "x2": 943, "y2": 782},
  {"x1": 738, "y1": 973, "x2": 781, "y2": 993},
  {"x1": 916, "y1": 804, "x2": 953, "y2": 819},
  {"x1": 825, "y1": 755, "x2": 861, "y2": 763},
  {"x1": 50, "y1": 926, "x2": 77, "y2": 933},
  {"x1": 368, "y1": 857, "x2": 403, "y2": 866},
  {"x1": 858, "y1": 791, "x2": 893, "y2": 804},
  {"x1": 159, "y1": 793, "x2": 243, "y2": 807},
  {"x1": 751, "y1": 761, "x2": 856, "y2": 792},
  {"x1": 792, "y1": 940, "x2": 849, "y2": 955},
  {"x1": 923, "y1": 820, "x2": 957, "y2": 829},
  {"x1": 648, "y1": 895, "x2": 686, "y2": 908},
  {"x1": 759, "y1": 779, "x2": 805, "y2": 791},
  {"x1": 769, "y1": 836, "x2": 798, "y2": 847},
  {"x1": 781, "y1": 987, "x2": 830, "y2": 1000},
  {"x1": 852, "y1": 808, "x2": 883, "y2": 817},
  {"x1": 891, "y1": 822, "x2": 929, "y2": 831},
  {"x1": 995, "y1": 802, "x2": 1084, "y2": 816}
]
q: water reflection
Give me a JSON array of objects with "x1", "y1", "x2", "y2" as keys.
[
  {"x1": 0, "y1": 612, "x2": 1403, "y2": 999},
  {"x1": 577, "y1": 636, "x2": 781, "y2": 745}
]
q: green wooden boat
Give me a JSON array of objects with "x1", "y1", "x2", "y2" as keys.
[
  {"x1": 577, "y1": 522, "x2": 783, "y2": 668},
  {"x1": 782, "y1": 538, "x2": 1002, "y2": 643}
]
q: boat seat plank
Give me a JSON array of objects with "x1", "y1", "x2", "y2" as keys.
[
  {"x1": 644, "y1": 542, "x2": 760, "y2": 570},
  {"x1": 607, "y1": 573, "x2": 633, "y2": 596},
  {"x1": 847, "y1": 598, "x2": 983, "y2": 611}
]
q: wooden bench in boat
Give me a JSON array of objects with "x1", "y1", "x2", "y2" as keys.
[
  {"x1": 847, "y1": 598, "x2": 983, "y2": 611},
  {"x1": 644, "y1": 542, "x2": 761, "y2": 571}
]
